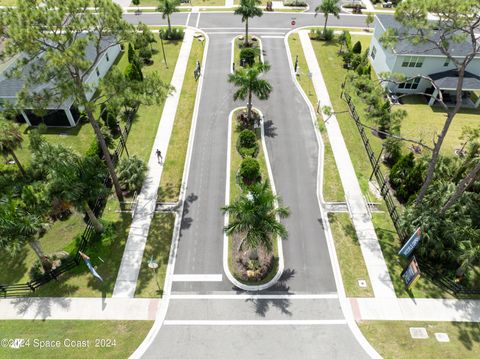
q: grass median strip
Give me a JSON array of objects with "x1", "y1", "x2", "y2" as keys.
[
  {"x1": 158, "y1": 34, "x2": 205, "y2": 202},
  {"x1": 0, "y1": 320, "x2": 153, "y2": 358},
  {"x1": 135, "y1": 213, "x2": 175, "y2": 297}
]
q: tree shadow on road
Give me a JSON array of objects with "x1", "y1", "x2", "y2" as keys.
[
  {"x1": 263, "y1": 119, "x2": 277, "y2": 138},
  {"x1": 180, "y1": 192, "x2": 198, "y2": 231}
]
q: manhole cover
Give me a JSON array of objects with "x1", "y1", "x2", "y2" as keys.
[
  {"x1": 435, "y1": 333, "x2": 450, "y2": 342},
  {"x1": 410, "y1": 327, "x2": 429, "y2": 339},
  {"x1": 358, "y1": 279, "x2": 367, "y2": 288}
]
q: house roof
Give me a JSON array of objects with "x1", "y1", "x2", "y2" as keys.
[
  {"x1": 376, "y1": 14, "x2": 478, "y2": 57},
  {"x1": 429, "y1": 70, "x2": 480, "y2": 91},
  {"x1": 0, "y1": 35, "x2": 118, "y2": 109}
]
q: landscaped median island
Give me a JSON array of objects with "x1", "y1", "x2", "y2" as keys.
[
  {"x1": 158, "y1": 32, "x2": 206, "y2": 203},
  {"x1": 0, "y1": 320, "x2": 153, "y2": 358},
  {"x1": 224, "y1": 107, "x2": 287, "y2": 285},
  {"x1": 232, "y1": 34, "x2": 262, "y2": 72}
]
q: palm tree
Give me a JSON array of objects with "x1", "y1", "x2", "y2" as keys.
[
  {"x1": 158, "y1": 0, "x2": 180, "y2": 34},
  {"x1": 0, "y1": 197, "x2": 51, "y2": 271},
  {"x1": 0, "y1": 120, "x2": 26, "y2": 176},
  {"x1": 222, "y1": 181, "x2": 289, "y2": 252},
  {"x1": 315, "y1": 0, "x2": 341, "y2": 33},
  {"x1": 48, "y1": 155, "x2": 108, "y2": 233},
  {"x1": 228, "y1": 62, "x2": 272, "y2": 123},
  {"x1": 235, "y1": 0, "x2": 263, "y2": 47}
]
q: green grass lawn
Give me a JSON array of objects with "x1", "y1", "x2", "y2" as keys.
[
  {"x1": 124, "y1": 38, "x2": 183, "y2": 162},
  {"x1": 0, "y1": 37, "x2": 183, "y2": 297},
  {"x1": 400, "y1": 96, "x2": 480, "y2": 155},
  {"x1": 359, "y1": 321, "x2": 480, "y2": 359},
  {"x1": 288, "y1": 32, "x2": 345, "y2": 202},
  {"x1": 158, "y1": 34, "x2": 205, "y2": 202},
  {"x1": 329, "y1": 213, "x2": 373, "y2": 297},
  {"x1": 135, "y1": 213, "x2": 174, "y2": 297},
  {"x1": 0, "y1": 0, "x2": 16, "y2": 6},
  {"x1": 0, "y1": 320, "x2": 152, "y2": 359},
  {"x1": 132, "y1": 0, "x2": 225, "y2": 6}
]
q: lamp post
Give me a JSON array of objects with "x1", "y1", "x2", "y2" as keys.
[{"x1": 148, "y1": 257, "x2": 161, "y2": 294}]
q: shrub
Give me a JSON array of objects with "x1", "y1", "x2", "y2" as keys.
[
  {"x1": 127, "y1": 42, "x2": 136, "y2": 63},
  {"x1": 139, "y1": 46, "x2": 153, "y2": 64},
  {"x1": 240, "y1": 47, "x2": 257, "y2": 67},
  {"x1": 322, "y1": 28, "x2": 335, "y2": 41},
  {"x1": 239, "y1": 157, "x2": 260, "y2": 184},
  {"x1": 383, "y1": 137, "x2": 402, "y2": 166},
  {"x1": 86, "y1": 139, "x2": 102, "y2": 158},
  {"x1": 239, "y1": 129, "x2": 257, "y2": 148},
  {"x1": 311, "y1": 28, "x2": 334, "y2": 41},
  {"x1": 101, "y1": 105, "x2": 119, "y2": 135},
  {"x1": 352, "y1": 40, "x2": 362, "y2": 54},
  {"x1": 125, "y1": 58, "x2": 143, "y2": 81},
  {"x1": 283, "y1": 1, "x2": 307, "y2": 6},
  {"x1": 117, "y1": 155, "x2": 147, "y2": 193},
  {"x1": 389, "y1": 153, "x2": 423, "y2": 203},
  {"x1": 162, "y1": 28, "x2": 184, "y2": 41}
]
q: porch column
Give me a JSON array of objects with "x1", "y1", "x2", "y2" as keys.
[
  {"x1": 428, "y1": 88, "x2": 438, "y2": 106},
  {"x1": 21, "y1": 110, "x2": 32, "y2": 127},
  {"x1": 65, "y1": 107, "x2": 76, "y2": 127}
]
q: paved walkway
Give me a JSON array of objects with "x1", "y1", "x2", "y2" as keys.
[
  {"x1": 0, "y1": 297, "x2": 159, "y2": 320},
  {"x1": 351, "y1": 297, "x2": 480, "y2": 322},
  {"x1": 112, "y1": 29, "x2": 195, "y2": 298},
  {"x1": 299, "y1": 30, "x2": 397, "y2": 300}
]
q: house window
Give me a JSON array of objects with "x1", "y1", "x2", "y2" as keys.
[
  {"x1": 371, "y1": 46, "x2": 377, "y2": 60},
  {"x1": 401, "y1": 56, "x2": 423, "y2": 68},
  {"x1": 96, "y1": 68, "x2": 100, "y2": 77},
  {"x1": 106, "y1": 53, "x2": 110, "y2": 62},
  {"x1": 398, "y1": 77, "x2": 420, "y2": 90}
]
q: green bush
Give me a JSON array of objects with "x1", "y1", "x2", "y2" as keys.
[
  {"x1": 283, "y1": 1, "x2": 307, "y2": 6},
  {"x1": 239, "y1": 157, "x2": 260, "y2": 184},
  {"x1": 383, "y1": 137, "x2": 402, "y2": 166},
  {"x1": 322, "y1": 28, "x2": 335, "y2": 41},
  {"x1": 162, "y1": 28, "x2": 184, "y2": 41},
  {"x1": 127, "y1": 42, "x2": 136, "y2": 63},
  {"x1": 86, "y1": 139, "x2": 102, "y2": 158},
  {"x1": 352, "y1": 40, "x2": 362, "y2": 54},
  {"x1": 389, "y1": 153, "x2": 423, "y2": 203},
  {"x1": 117, "y1": 155, "x2": 147, "y2": 193},
  {"x1": 239, "y1": 129, "x2": 257, "y2": 148},
  {"x1": 311, "y1": 28, "x2": 334, "y2": 41},
  {"x1": 240, "y1": 47, "x2": 257, "y2": 67},
  {"x1": 125, "y1": 58, "x2": 143, "y2": 81}
]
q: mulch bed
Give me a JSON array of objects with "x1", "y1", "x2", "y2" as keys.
[{"x1": 232, "y1": 232, "x2": 274, "y2": 282}]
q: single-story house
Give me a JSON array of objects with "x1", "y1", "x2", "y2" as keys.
[
  {"x1": 369, "y1": 14, "x2": 480, "y2": 108},
  {"x1": 0, "y1": 36, "x2": 121, "y2": 127}
]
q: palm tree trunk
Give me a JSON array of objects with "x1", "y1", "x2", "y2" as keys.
[
  {"x1": 245, "y1": 18, "x2": 249, "y2": 47},
  {"x1": 29, "y1": 240, "x2": 52, "y2": 272},
  {"x1": 167, "y1": 15, "x2": 172, "y2": 33},
  {"x1": 440, "y1": 161, "x2": 480, "y2": 216},
  {"x1": 415, "y1": 68, "x2": 466, "y2": 206},
  {"x1": 84, "y1": 201, "x2": 104, "y2": 233},
  {"x1": 324, "y1": 14, "x2": 328, "y2": 33},
  {"x1": 10, "y1": 150, "x2": 26, "y2": 177},
  {"x1": 247, "y1": 89, "x2": 253, "y2": 122}
]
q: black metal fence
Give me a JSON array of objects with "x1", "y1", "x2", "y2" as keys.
[
  {"x1": 1, "y1": 114, "x2": 134, "y2": 298},
  {"x1": 344, "y1": 92, "x2": 480, "y2": 296}
]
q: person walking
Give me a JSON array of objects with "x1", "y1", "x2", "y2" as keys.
[{"x1": 156, "y1": 148, "x2": 163, "y2": 164}]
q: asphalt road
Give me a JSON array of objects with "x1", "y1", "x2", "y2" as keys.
[{"x1": 128, "y1": 13, "x2": 375, "y2": 359}]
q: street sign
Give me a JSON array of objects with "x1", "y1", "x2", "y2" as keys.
[
  {"x1": 399, "y1": 227, "x2": 422, "y2": 257},
  {"x1": 401, "y1": 255, "x2": 421, "y2": 289},
  {"x1": 291, "y1": 20, "x2": 296, "y2": 26}
]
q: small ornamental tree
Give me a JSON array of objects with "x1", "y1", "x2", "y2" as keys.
[
  {"x1": 352, "y1": 41, "x2": 362, "y2": 54},
  {"x1": 117, "y1": 155, "x2": 147, "y2": 193},
  {"x1": 240, "y1": 157, "x2": 260, "y2": 184}
]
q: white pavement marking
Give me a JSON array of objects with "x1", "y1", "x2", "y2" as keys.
[
  {"x1": 172, "y1": 274, "x2": 223, "y2": 282},
  {"x1": 112, "y1": 30, "x2": 196, "y2": 298},
  {"x1": 298, "y1": 30, "x2": 398, "y2": 300},
  {"x1": 129, "y1": 28, "x2": 210, "y2": 359},
  {"x1": 285, "y1": 28, "x2": 382, "y2": 359},
  {"x1": 223, "y1": 108, "x2": 284, "y2": 291},
  {"x1": 170, "y1": 294, "x2": 339, "y2": 299},
  {"x1": 204, "y1": 27, "x2": 291, "y2": 30},
  {"x1": 195, "y1": 12, "x2": 201, "y2": 28},
  {"x1": 0, "y1": 298, "x2": 160, "y2": 320},
  {"x1": 352, "y1": 298, "x2": 480, "y2": 322},
  {"x1": 185, "y1": 11, "x2": 191, "y2": 27},
  {"x1": 163, "y1": 319, "x2": 348, "y2": 326},
  {"x1": 210, "y1": 32, "x2": 286, "y2": 35},
  {"x1": 261, "y1": 35, "x2": 285, "y2": 39}
]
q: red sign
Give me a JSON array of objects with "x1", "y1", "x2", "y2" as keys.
[{"x1": 291, "y1": 20, "x2": 296, "y2": 26}]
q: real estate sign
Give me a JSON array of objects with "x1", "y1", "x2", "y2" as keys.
[
  {"x1": 398, "y1": 227, "x2": 422, "y2": 257},
  {"x1": 401, "y1": 256, "x2": 421, "y2": 289}
]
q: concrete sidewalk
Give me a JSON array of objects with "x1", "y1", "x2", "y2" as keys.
[
  {"x1": 0, "y1": 297, "x2": 159, "y2": 320},
  {"x1": 299, "y1": 30, "x2": 397, "y2": 301},
  {"x1": 112, "y1": 29, "x2": 195, "y2": 298},
  {"x1": 351, "y1": 297, "x2": 480, "y2": 322}
]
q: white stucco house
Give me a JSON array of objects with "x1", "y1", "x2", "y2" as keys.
[
  {"x1": 0, "y1": 36, "x2": 121, "y2": 127},
  {"x1": 369, "y1": 14, "x2": 480, "y2": 108}
]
